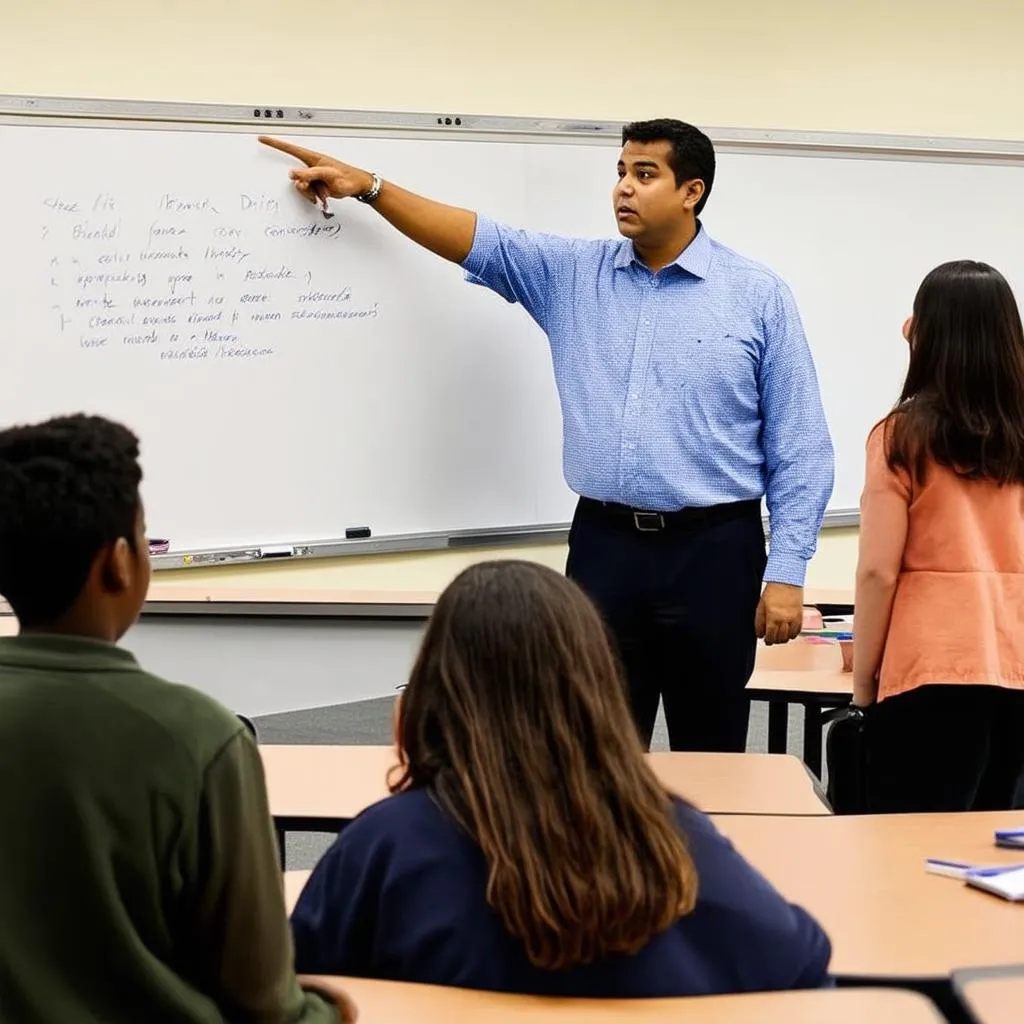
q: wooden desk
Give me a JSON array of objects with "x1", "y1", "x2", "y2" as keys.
[
  {"x1": 262, "y1": 747, "x2": 829, "y2": 855},
  {"x1": 0, "y1": 586, "x2": 438, "y2": 620},
  {"x1": 755, "y1": 640, "x2": 842, "y2": 673},
  {"x1": 300, "y1": 976, "x2": 942, "y2": 1023},
  {"x1": 747, "y1": 666, "x2": 853, "y2": 776},
  {"x1": 142, "y1": 584, "x2": 438, "y2": 619},
  {"x1": 285, "y1": 869, "x2": 311, "y2": 912},
  {"x1": 645, "y1": 751, "x2": 828, "y2": 816},
  {"x1": 953, "y1": 965, "x2": 1024, "y2": 1023},
  {"x1": 711, "y1": 811, "x2": 1024, "y2": 979}
]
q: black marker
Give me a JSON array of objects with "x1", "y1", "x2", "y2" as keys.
[{"x1": 345, "y1": 526, "x2": 372, "y2": 539}]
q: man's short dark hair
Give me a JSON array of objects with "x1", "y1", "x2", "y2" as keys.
[
  {"x1": 0, "y1": 414, "x2": 142, "y2": 627},
  {"x1": 621, "y1": 118, "x2": 716, "y2": 216}
]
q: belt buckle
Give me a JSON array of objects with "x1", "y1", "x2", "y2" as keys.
[{"x1": 633, "y1": 511, "x2": 665, "y2": 532}]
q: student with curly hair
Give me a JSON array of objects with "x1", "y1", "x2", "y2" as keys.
[{"x1": 0, "y1": 414, "x2": 348, "y2": 1023}]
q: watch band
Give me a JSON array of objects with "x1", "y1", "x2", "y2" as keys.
[{"x1": 356, "y1": 173, "x2": 383, "y2": 204}]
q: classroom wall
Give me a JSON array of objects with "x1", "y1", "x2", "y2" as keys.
[{"x1": 2, "y1": 0, "x2": 1017, "y2": 593}]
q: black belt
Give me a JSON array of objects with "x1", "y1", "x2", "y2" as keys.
[{"x1": 578, "y1": 496, "x2": 761, "y2": 533}]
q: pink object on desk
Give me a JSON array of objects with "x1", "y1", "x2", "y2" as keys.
[{"x1": 802, "y1": 607, "x2": 824, "y2": 631}]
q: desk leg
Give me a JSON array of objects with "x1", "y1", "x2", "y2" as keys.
[
  {"x1": 276, "y1": 828, "x2": 287, "y2": 870},
  {"x1": 767, "y1": 701, "x2": 789, "y2": 754},
  {"x1": 803, "y1": 705, "x2": 825, "y2": 779}
]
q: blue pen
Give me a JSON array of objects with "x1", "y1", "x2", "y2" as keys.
[
  {"x1": 995, "y1": 828, "x2": 1024, "y2": 848},
  {"x1": 925, "y1": 858, "x2": 1024, "y2": 879},
  {"x1": 926, "y1": 858, "x2": 977, "y2": 878}
]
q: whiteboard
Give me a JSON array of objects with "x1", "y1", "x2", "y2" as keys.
[{"x1": 2, "y1": 103, "x2": 1024, "y2": 558}]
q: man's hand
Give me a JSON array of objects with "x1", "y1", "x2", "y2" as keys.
[
  {"x1": 257, "y1": 136, "x2": 477, "y2": 264},
  {"x1": 259, "y1": 136, "x2": 374, "y2": 204},
  {"x1": 755, "y1": 582, "x2": 804, "y2": 646}
]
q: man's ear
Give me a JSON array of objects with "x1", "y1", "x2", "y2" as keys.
[{"x1": 680, "y1": 178, "x2": 705, "y2": 212}]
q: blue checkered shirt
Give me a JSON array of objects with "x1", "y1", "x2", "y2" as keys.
[{"x1": 463, "y1": 217, "x2": 834, "y2": 586}]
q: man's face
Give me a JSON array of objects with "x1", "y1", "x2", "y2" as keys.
[{"x1": 612, "y1": 140, "x2": 703, "y2": 242}]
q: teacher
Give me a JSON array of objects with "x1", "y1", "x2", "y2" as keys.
[{"x1": 260, "y1": 119, "x2": 834, "y2": 753}]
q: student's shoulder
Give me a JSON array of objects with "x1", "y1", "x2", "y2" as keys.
[
  {"x1": 347, "y1": 787, "x2": 445, "y2": 833},
  {"x1": 99, "y1": 666, "x2": 245, "y2": 764},
  {"x1": 338, "y1": 788, "x2": 463, "y2": 857},
  {"x1": 670, "y1": 796, "x2": 727, "y2": 844}
]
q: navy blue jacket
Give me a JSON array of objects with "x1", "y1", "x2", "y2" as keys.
[{"x1": 291, "y1": 790, "x2": 831, "y2": 998}]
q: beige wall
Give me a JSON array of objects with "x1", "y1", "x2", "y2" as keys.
[{"x1": 2, "y1": 0, "x2": 1014, "y2": 593}]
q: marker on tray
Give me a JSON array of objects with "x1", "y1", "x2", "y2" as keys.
[
  {"x1": 345, "y1": 526, "x2": 372, "y2": 540},
  {"x1": 259, "y1": 545, "x2": 294, "y2": 559}
]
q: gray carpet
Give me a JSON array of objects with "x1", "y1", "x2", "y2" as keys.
[{"x1": 255, "y1": 698, "x2": 805, "y2": 871}]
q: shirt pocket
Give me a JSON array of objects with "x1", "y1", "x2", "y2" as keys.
[{"x1": 654, "y1": 330, "x2": 758, "y2": 391}]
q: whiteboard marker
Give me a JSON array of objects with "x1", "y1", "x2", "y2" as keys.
[
  {"x1": 259, "y1": 545, "x2": 293, "y2": 559},
  {"x1": 345, "y1": 527, "x2": 372, "y2": 539}
]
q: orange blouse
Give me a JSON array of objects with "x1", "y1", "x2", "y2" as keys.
[{"x1": 861, "y1": 425, "x2": 1024, "y2": 701}]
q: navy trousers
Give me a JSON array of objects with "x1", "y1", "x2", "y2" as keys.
[{"x1": 566, "y1": 498, "x2": 766, "y2": 752}]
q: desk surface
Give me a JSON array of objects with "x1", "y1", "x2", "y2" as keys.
[
  {"x1": 755, "y1": 640, "x2": 844, "y2": 673},
  {"x1": 261, "y1": 746, "x2": 829, "y2": 824},
  {"x1": 0, "y1": 587, "x2": 439, "y2": 619},
  {"x1": 300, "y1": 976, "x2": 941, "y2": 1023},
  {"x1": 712, "y1": 811, "x2": 1024, "y2": 979},
  {"x1": 286, "y1": 869, "x2": 311, "y2": 912},
  {"x1": 146, "y1": 584, "x2": 439, "y2": 605},
  {"x1": 747, "y1": 668, "x2": 853, "y2": 700},
  {"x1": 955, "y1": 968, "x2": 1024, "y2": 1024}
]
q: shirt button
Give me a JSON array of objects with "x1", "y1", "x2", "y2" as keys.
[
  {"x1": 643, "y1": 318, "x2": 651, "y2": 326},
  {"x1": 630, "y1": 392, "x2": 639, "y2": 400}
]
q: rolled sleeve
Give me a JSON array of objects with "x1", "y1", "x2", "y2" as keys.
[{"x1": 461, "y1": 215, "x2": 576, "y2": 333}]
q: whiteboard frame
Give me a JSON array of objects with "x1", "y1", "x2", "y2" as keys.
[{"x1": 7, "y1": 93, "x2": 1014, "y2": 567}]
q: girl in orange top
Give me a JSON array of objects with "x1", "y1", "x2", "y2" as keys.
[{"x1": 854, "y1": 260, "x2": 1024, "y2": 813}]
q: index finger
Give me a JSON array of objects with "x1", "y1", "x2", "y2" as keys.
[{"x1": 258, "y1": 136, "x2": 325, "y2": 167}]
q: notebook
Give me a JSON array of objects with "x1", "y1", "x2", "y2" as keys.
[{"x1": 966, "y1": 865, "x2": 1024, "y2": 902}]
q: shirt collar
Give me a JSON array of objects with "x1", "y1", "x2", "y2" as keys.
[
  {"x1": 614, "y1": 221, "x2": 713, "y2": 280},
  {"x1": 0, "y1": 633, "x2": 140, "y2": 673}
]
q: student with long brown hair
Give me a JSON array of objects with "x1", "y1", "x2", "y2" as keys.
[
  {"x1": 854, "y1": 260, "x2": 1024, "y2": 812},
  {"x1": 291, "y1": 560, "x2": 830, "y2": 997}
]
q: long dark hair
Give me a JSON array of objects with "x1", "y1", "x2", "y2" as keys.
[
  {"x1": 885, "y1": 260, "x2": 1024, "y2": 484},
  {"x1": 390, "y1": 560, "x2": 697, "y2": 970}
]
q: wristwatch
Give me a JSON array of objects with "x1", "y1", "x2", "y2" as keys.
[{"x1": 356, "y1": 173, "x2": 383, "y2": 204}]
